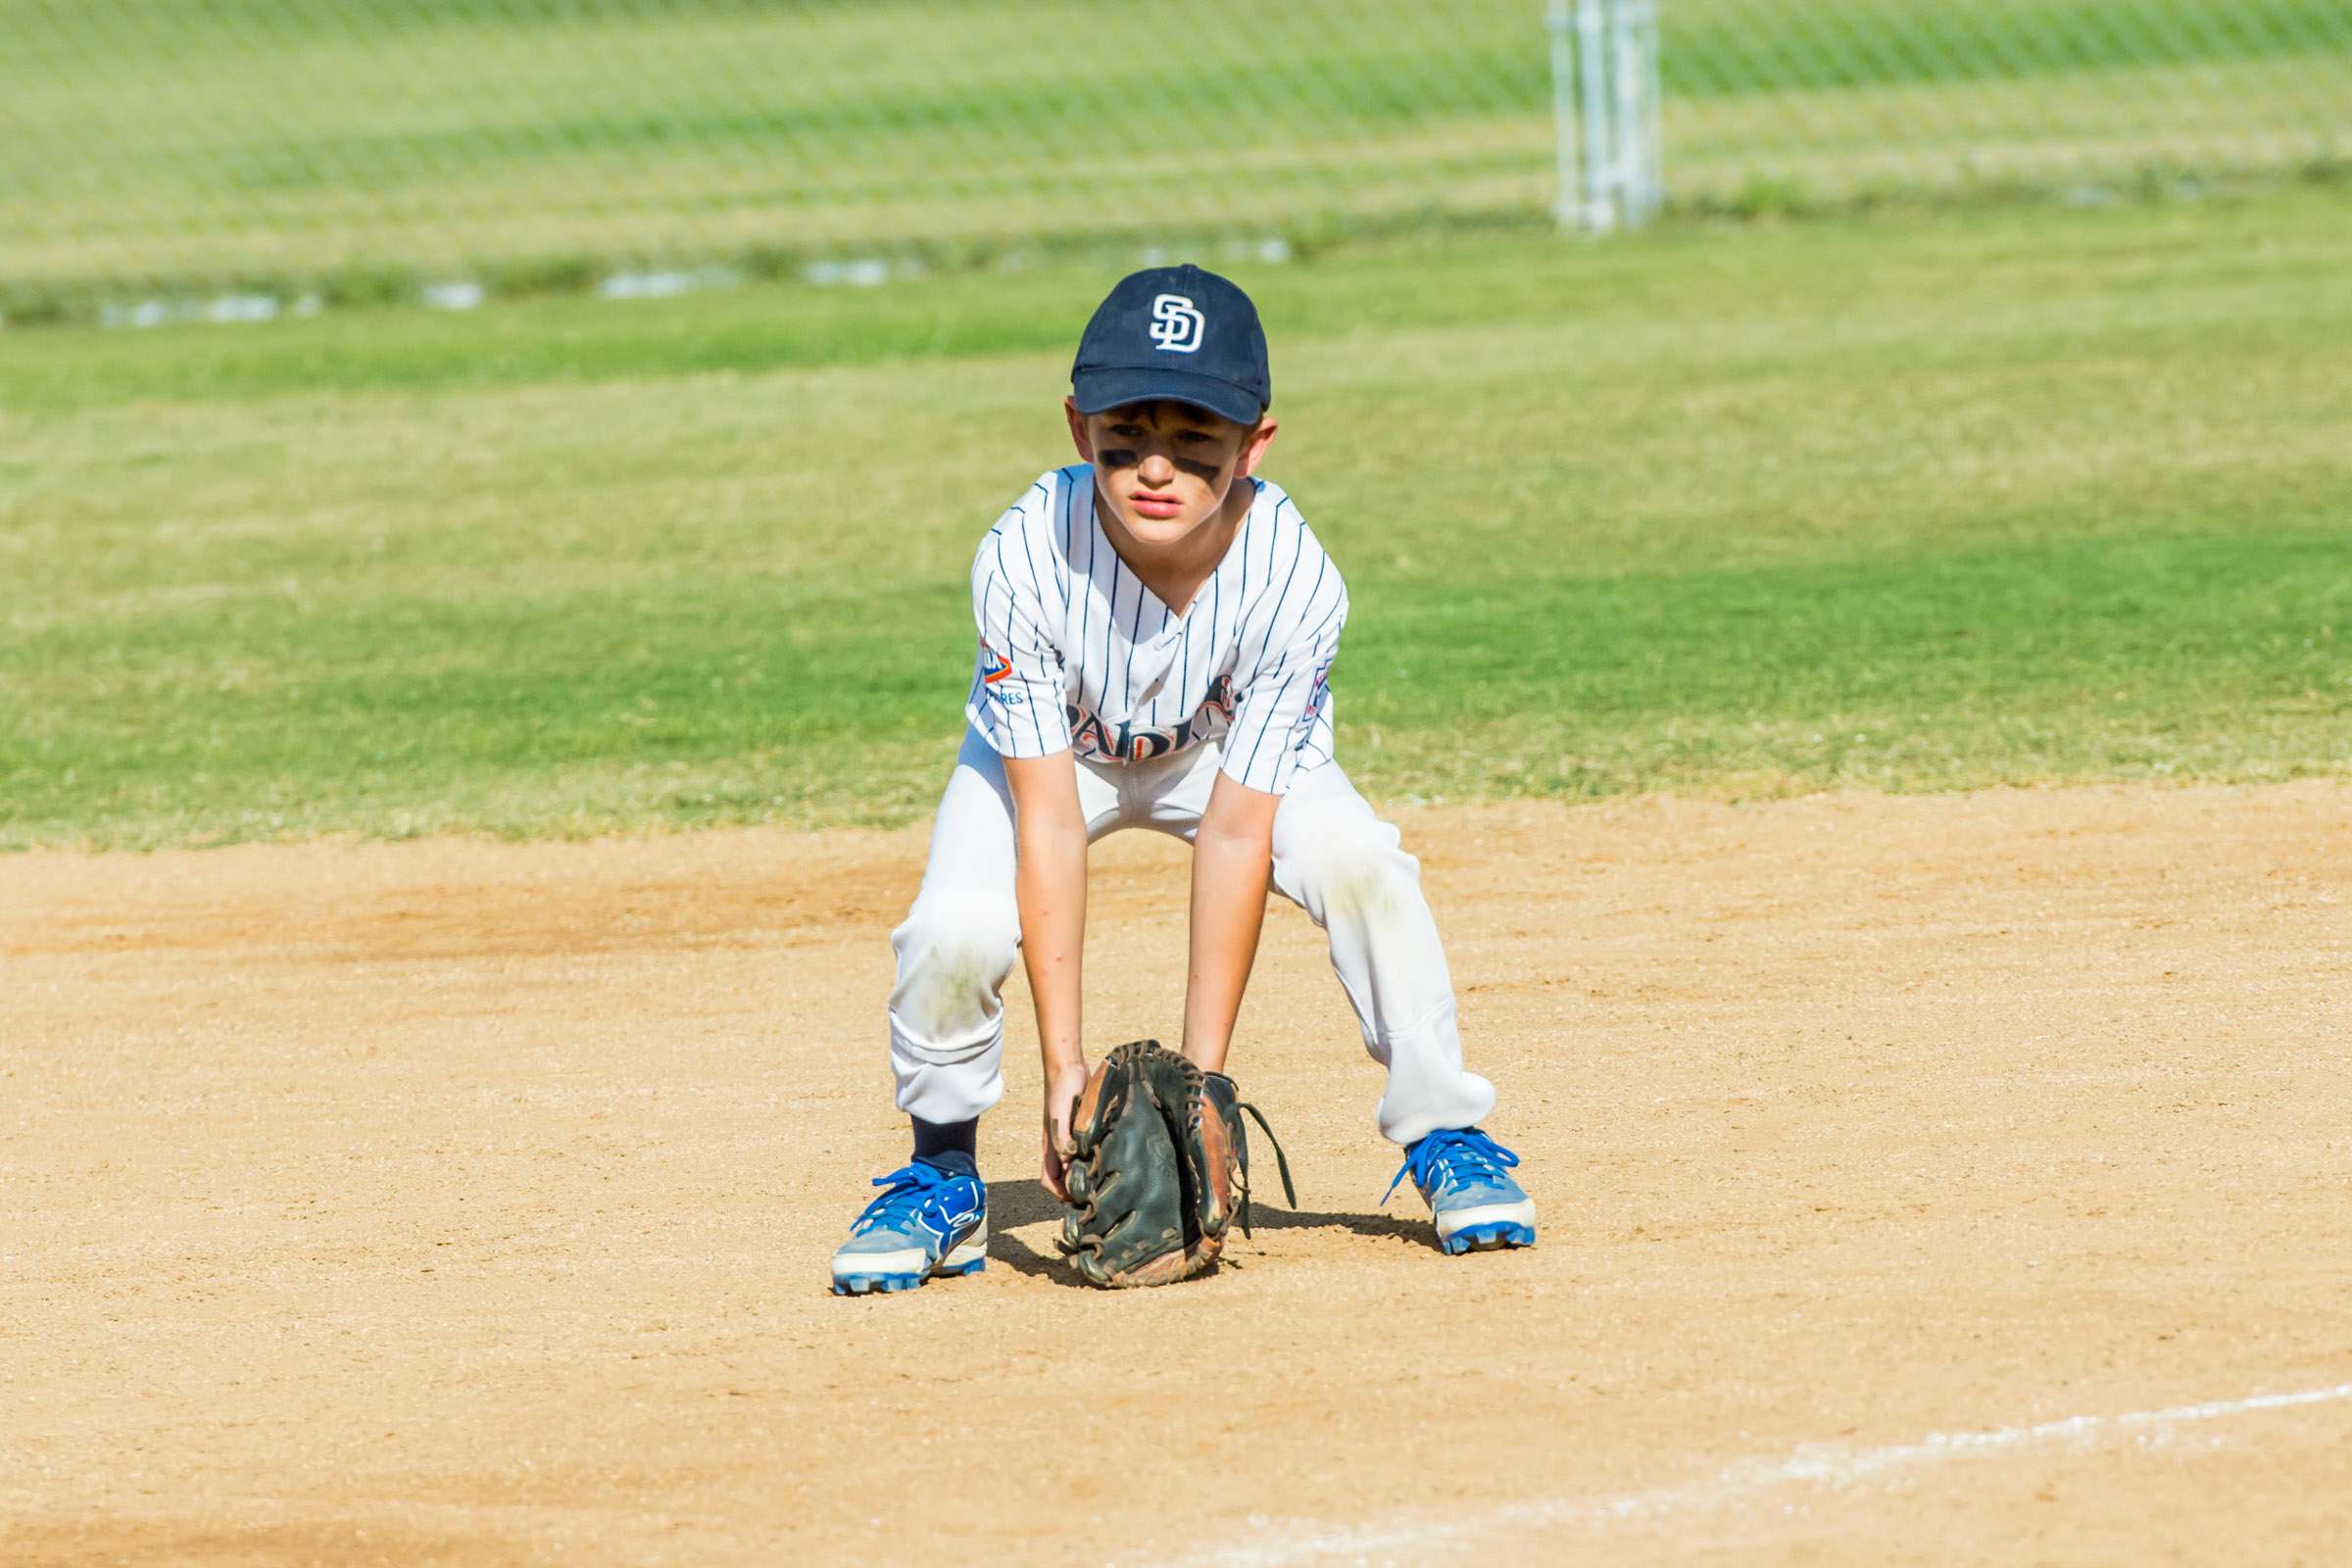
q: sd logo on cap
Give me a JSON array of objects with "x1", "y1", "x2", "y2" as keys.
[{"x1": 1072, "y1": 264, "x2": 1270, "y2": 426}]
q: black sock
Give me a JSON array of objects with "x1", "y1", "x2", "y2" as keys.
[{"x1": 912, "y1": 1116, "x2": 978, "y2": 1163}]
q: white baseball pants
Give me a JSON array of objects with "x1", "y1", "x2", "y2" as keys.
[{"x1": 887, "y1": 726, "x2": 1496, "y2": 1145}]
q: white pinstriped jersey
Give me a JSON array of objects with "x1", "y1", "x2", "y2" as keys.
[{"x1": 965, "y1": 465, "x2": 1347, "y2": 795}]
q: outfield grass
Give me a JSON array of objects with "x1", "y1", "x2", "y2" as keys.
[
  {"x1": 4, "y1": 0, "x2": 2346, "y2": 292},
  {"x1": 3, "y1": 188, "x2": 2348, "y2": 850}
]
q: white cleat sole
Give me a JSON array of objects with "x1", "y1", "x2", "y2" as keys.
[
  {"x1": 1435, "y1": 1199, "x2": 1537, "y2": 1248},
  {"x1": 831, "y1": 1224, "x2": 988, "y2": 1294}
]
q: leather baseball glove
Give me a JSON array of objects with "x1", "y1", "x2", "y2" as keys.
[{"x1": 1056, "y1": 1039, "x2": 1296, "y2": 1288}]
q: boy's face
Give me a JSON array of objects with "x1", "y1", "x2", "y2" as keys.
[{"x1": 1065, "y1": 398, "x2": 1278, "y2": 548}]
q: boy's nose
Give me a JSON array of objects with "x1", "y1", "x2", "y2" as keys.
[{"x1": 1138, "y1": 452, "x2": 1176, "y2": 485}]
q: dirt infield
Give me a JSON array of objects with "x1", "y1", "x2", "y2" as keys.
[{"x1": 5, "y1": 783, "x2": 2347, "y2": 1565}]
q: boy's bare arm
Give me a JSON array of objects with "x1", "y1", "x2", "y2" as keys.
[
  {"x1": 1182, "y1": 771, "x2": 1281, "y2": 1075},
  {"x1": 1004, "y1": 752, "x2": 1090, "y2": 1198}
]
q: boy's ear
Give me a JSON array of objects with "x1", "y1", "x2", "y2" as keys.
[
  {"x1": 1236, "y1": 416, "x2": 1279, "y2": 479},
  {"x1": 1064, "y1": 397, "x2": 1095, "y2": 462}
]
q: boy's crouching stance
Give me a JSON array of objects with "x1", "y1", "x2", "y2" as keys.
[{"x1": 830, "y1": 266, "x2": 1535, "y2": 1295}]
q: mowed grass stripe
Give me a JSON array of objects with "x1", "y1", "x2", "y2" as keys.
[
  {"x1": 4, "y1": 528, "x2": 2343, "y2": 849},
  {"x1": 1348, "y1": 526, "x2": 2350, "y2": 801},
  {"x1": 6, "y1": 185, "x2": 2346, "y2": 412}
]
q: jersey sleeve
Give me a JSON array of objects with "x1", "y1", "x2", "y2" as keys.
[
  {"x1": 1222, "y1": 568, "x2": 1348, "y2": 796},
  {"x1": 963, "y1": 508, "x2": 1073, "y2": 760}
]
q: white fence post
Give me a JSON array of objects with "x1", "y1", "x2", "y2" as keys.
[
  {"x1": 1548, "y1": 0, "x2": 1582, "y2": 227},
  {"x1": 1579, "y1": 0, "x2": 1618, "y2": 229},
  {"x1": 1555, "y1": 0, "x2": 1665, "y2": 233},
  {"x1": 1623, "y1": 0, "x2": 1665, "y2": 223}
]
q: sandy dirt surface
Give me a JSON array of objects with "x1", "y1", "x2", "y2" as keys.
[{"x1": 4, "y1": 783, "x2": 2348, "y2": 1566}]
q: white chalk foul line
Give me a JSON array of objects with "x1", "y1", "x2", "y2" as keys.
[{"x1": 1171, "y1": 1381, "x2": 2352, "y2": 1567}]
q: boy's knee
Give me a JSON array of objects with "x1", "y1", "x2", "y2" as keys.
[
  {"x1": 1280, "y1": 830, "x2": 1421, "y2": 925},
  {"x1": 891, "y1": 893, "x2": 1020, "y2": 1040}
]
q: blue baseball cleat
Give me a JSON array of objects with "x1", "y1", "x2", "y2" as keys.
[
  {"x1": 829, "y1": 1153, "x2": 989, "y2": 1296},
  {"x1": 1387, "y1": 1127, "x2": 1537, "y2": 1254}
]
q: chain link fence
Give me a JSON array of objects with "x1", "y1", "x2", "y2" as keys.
[
  {"x1": 3, "y1": 0, "x2": 2347, "y2": 306},
  {"x1": 1660, "y1": 0, "x2": 2351, "y2": 211}
]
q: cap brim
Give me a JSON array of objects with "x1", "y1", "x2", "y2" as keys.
[{"x1": 1071, "y1": 366, "x2": 1263, "y2": 426}]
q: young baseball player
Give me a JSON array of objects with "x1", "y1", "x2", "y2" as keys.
[{"x1": 829, "y1": 265, "x2": 1536, "y2": 1295}]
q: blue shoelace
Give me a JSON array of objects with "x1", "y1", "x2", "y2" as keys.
[
  {"x1": 1383, "y1": 1127, "x2": 1521, "y2": 1205},
  {"x1": 853, "y1": 1162, "x2": 957, "y2": 1235}
]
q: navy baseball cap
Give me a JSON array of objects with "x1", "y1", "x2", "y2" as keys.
[{"x1": 1070, "y1": 264, "x2": 1270, "y2": 427}]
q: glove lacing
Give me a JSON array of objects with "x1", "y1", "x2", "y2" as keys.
[{"x1": 1225, "y1": 1098, "x2": 1298, "y2": 1238}]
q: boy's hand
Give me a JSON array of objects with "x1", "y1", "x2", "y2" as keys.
[{"x1": 1041, "y1": 1059, "x2": 1090, "y2": 1200}]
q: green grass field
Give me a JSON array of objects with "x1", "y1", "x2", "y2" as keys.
[
  {"x1": 4, "y1": 187, "x2": 2348, "y2": 851},
  {"x1": 4, "y1": 0, "x2": 2346, "y2": 293}
]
